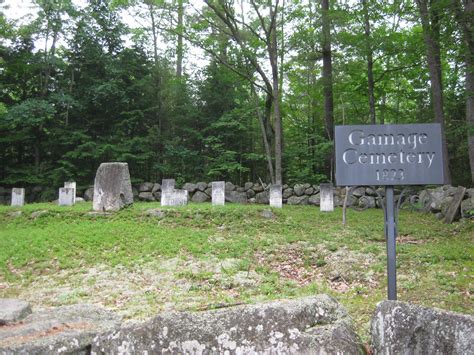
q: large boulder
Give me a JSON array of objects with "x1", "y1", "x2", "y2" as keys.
[
  {"x1": 92, "y1": 162, "x2": 134, "y2": 211},
  {"x1": 225, "y1": 191, "x2": 247, "y2": 204},
  {"x1": 196, "y1": 182, "x2": 208, "y2": 192},
  {"x1": 182, "y1": 183, "x2": 197, "y2": 193},
  {"x1": 138, "y1": 192, "x2": 155, "y2": 202},
  {"x1": 371, "y1": 301, "x2": 474, "y2": 355},
  {"x1": 255, "y1": 190, "x2": 270, "y2": 204},
  {"x1": 92, "y1": 295, "x2": 362, "y2": 354},
  {"x1": 0, "y1": 299, "x2": 31, "y2": 325},
  {"x1": 461, "y1": 195, "x2": 474, "y2": 218},
  {"x1": 83, "y1": 187, "x2": 93, "y2": 201},
  {"x1": 192, "y1": 191, "x2": 210, "y2": 203},
  {"x1": 288, "y1": 195, "x2": 309, "y2": 205},
  {"x1": 138, "y1": 182, "x2": 154, "y2": 192},
  {"x1": 0, "y1": 304, "x2": 121, "y2": 354},
  {"x1": 293, "y1": 184, "x2": 306, "y2": 197}
]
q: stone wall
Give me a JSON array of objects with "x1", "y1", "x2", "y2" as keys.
[{"x1": 1, "y1": 182, "x2": 473, "y2": 220}]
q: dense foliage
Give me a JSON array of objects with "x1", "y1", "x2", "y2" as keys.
[{"x1": 0, "y1": 0, "x2": 472, "y2": 188}]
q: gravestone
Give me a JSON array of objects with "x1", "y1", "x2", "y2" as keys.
[
  {"x1": 161, "y1": 179, "x2": 188, "y2": 206},
  {"x1": 320, "y1": 183, "x2": 334, "y2": 212},
  {"x1": 11, "y1": 188, "x2": 25, "y2": 207},
  {"x1": 212, "y1": 181, "x2": 225, "y2": 206},
  {"x1": 164, "y1": 189, "x2": 188, "y2": 206},
  {"x1": 92, "y1": 162, "x2": 133, "y2": 212},
  {"x1": 269, "y1": 184, "x2": 282, "y2": 208},
  {"x1": 64, "y1": 181, "x2": 76, "y2": 204},
  {"x1": 58, "y1": 187, "x2": 75, "y2": 206}
]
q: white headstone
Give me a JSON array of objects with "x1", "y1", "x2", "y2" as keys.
[
  {"x1": 163, "y1": 189, "x2": 188, "y2": 206},
  {"x1": 11, "y1": 188, "x2": 25, "y2": 207},
  {"x1": 161, "y1": 179, "x2": 176, "y2": 206},
  {"x1": 320, "y1": 183, "x2": 334, "y2": 212},
  {"x1": 212, "y1": 181, "x2": 225, "y2": 206},
  {"x1": 269, "y1": 184, "x2": 282, "y2": 208},
  {"x1": 64, "y1": 181, "x2": 76, "y2": 204},
  {"x1": 58, "y1": 187, "x2": 75, "y2": 206}
]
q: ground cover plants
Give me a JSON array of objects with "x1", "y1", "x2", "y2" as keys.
[{"x1": 0, "y1": 202, "x2": 472, "y2": 340}]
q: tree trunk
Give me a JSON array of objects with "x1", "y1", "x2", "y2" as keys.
[
  {"x1": 176, "y1": 0, "x2": 184, "y2": 78},
  {"x1": 416, "y1": 0, "x2": 452, "y2": 183},
  {"x1": 252, "y1": 86, "x2": 275, "y2": 184},
  {"x1": 269, "y1": 5, "x2": 283, "y2": 184},
  {"x1": 148, "y1": 3, "x2": 158, "y2": 63},
  {"x1": 453, "y1": 0, "x2": 474, "y2": 183},
  {"x1": 362, "y1": 0, "x2": 376, "y2": 124},
  {"x1": 321, "y1": 0, "x2": 334, "y2": 141}
]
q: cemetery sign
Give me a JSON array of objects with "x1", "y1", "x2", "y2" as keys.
[
  {"x1": 335, "y1": 123, "x2": 444, "y2": 186},
  {"x1": 335, "y1": 123, "x2": 444, "y2": 301}
]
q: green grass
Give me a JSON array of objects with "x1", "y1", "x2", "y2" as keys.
[{"x1": 0, "y1": 202, "x2": 472, "y2": 342}]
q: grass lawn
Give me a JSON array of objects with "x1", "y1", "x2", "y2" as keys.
[{"x1": 0, "y1": 202, "x2": 472, "y2": 341}]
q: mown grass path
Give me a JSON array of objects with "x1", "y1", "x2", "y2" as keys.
[{"x1": 1, "y1": 202, "x2": 472, "y2": 340}]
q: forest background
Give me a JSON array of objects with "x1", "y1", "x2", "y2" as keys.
[{"x1": 0, "y1": 0, "x2": 473, "y2": 191}]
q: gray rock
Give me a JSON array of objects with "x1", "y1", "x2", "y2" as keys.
[
  {"x1": 253, "y1": 183, "x2": 264, "y2": 193},
  {"x1": 225, "y1": 182, "x2": 235, "y2": 192},
  {"x1": 151, "y1": 183, "x2": 161, "y2": 194},
  {"x1": 283, "y1": 188, "x2": 294, "y2": 199},
  {"x1": 261, "y1": 209, "x2": 275, "y2": 219},
  {"x1": 182, "y1": 183, "x2": 197, "y2": 193},
  {"x1": 293, "y1": 184, "x2": 305, "y2": 197},
  {"x1": 365, "y1": 187, "x2": 377, "y2": 197},
  {"x1": 303, "y1": 183, "x2": 311, "y2": 189},
  {"x1": 76, "y1": 197, "x2": 85, "y2": 203},
  {"x1": 0, "y1": 299, "x2": 31, "y2": 325},
  {"x1": 282, "y1": 184, "x2": 289, "y2": 190},
  {"x1": 92, "y1": 162, "x2": 133, "y2": 212},
  {"x1": 138, "y1": 182, "x2": 154, "y2": 192},
  {"x1": 92, "y1": 295, "x2": 362, "y2": 354},
  {"x1": 7, "y1": 211, "x2": 22, "y2": 218},
  {"x1": 132, "y1": 187, "x2": 139, "y2": 199},
  {"x1": 461, "y1": 196, "x2": 474, "y2": 218},
  {"x1": 0, "y1": 304, "x2": 121, "y2": 354},
  {"x1": 466, "y1": 188, "x2": 474, "y2": 198},
  {"x1": 138, "y1": 192, "x2": 155, "y2": 202},
  {"x1": 236, "y1": 187, "x2": 246, "y2": 193},
  {"x1": 244, "y1": 182, "x2": 254, "y2": 191},
  {"x1": 287, "y1": 195, "x2": 309, "y2": 205},
  {"x1": 371, "y1": 300, "x2": 474, "y2": 355},
  {"x1": 248, "y1": 198, "x2": 256, "y2": 204},
  {"x1": 196, "y1": 182, "x2": 208, "y2": 192},
  {"x1": 304, "y1": 187, "x2": 315, "y2": 195},
  {"x1": 225, "y1": 191, "x2": 247, "y2": 204},
  {"x1": 192, "y1": 191, "x2": 210, "y2": 203},
  {"x1": 357, "y1": 196, "x2": 376, "y2": 209},
  {"x1": 309, "y1": 193, "x2": 321, "y2": 206},
  {"x1": 145, "y1": 209, "x2": 166, "y2": 218},
  {"x1": 246, "y1": 189, "x2": 256, "y2": 199},
  {"x1": 152, "y1": 191, "x2": 161, "y2": 201},
  {"x1": 205, "y1": 187, "x2": 212, "y2": 196},
  {"x1": 255, "y1": 190, "x2": 269, "y2": 204},
  {"x1": 30, "y1": 210, "x2": 48, "y2": 219},
  {"x1": 351, "y1": 187, "x2": 365, "y2": 198}
]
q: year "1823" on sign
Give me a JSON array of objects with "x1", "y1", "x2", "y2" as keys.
[{"x1": 376, "y1": 169, "x2": 405, "y2": 181}]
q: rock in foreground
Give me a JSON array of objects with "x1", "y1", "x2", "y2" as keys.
[
  {"x1": 371, "y1": 301, "x2": 474, "y2": 355},
  {"x1": 92, "y1": 162, "x2": 133, "y2": 211},
  {"x1": 0, "y1": 304, "x2": 121, "y2": 354},
  {"x1": 93, "y1": 295, "x2": 362, "y2": 354},
  {"x1": 0, "y1": 299, "x2": 31, "y2": 325}
]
